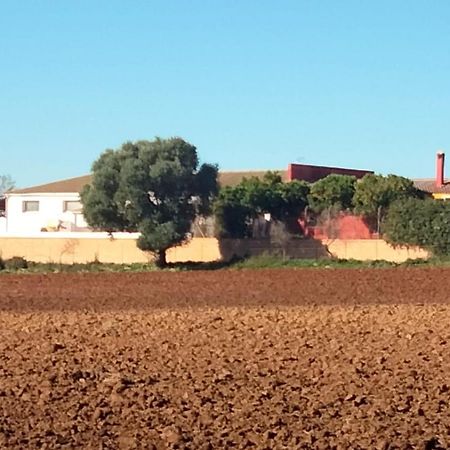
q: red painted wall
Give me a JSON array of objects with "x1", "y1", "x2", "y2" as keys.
[
  {"x1": 299, "y1": 214, "x2": 377, "y2": 240},
  {"x1": 287, "y1": 163, "x2": 373, "y2": 183}
]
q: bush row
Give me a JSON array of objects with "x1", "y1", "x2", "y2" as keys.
[
  {"x1": 0, "y1": 257, "x2": 161, "y2": 273},
  {"x1": 214, "y1": 172, "x2": 423, "y2": 238},
  {"x1": 383, "y1": 198, "x2": 450, "y2": 256}
]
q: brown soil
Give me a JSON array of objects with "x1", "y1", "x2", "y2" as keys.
[{"x1": 0, "y1": 268, "x2": 450, "y2": 449}]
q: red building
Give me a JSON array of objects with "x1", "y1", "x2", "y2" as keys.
[
  {"x1": 287, "y1": 163, "x2": 373, "y2": 183},
  {"x1": 288, "y1": 163, "x2": 375, "y2": 239}
]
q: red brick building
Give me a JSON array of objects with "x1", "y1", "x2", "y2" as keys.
[{"x1": 287, "y1": 163, "x2": 373, "y2": 183}]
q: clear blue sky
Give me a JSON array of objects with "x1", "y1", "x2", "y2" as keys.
[{"x1": 1, "y1": 0, "x2": 449, "y2": 188}]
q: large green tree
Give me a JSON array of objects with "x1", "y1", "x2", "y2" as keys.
[
  {"x1": 353, "y1": 174, "x2": 422, "y2": 229},
  {"x1": 81, "y1": 138, "x2": 218, "y2": 267},
  {"x1": 308, "y1": 174, "x2": 357, "y2": 213}
]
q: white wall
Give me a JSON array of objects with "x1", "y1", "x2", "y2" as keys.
[
  {"x1": 0, "y1": 217, "x2": 6, "y2": 233},
  {"x1": 5, "y1": 193, "x2": 90, "y2": 234}
]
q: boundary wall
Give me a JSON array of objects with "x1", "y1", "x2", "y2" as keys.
[
  {"x1": 0, "y1": 233, "x2": 429, "y2": 264},
  {"x1": 0, "y1": 233, "x2": 221, "y2": 264},
  {"x1": 323, "y1": 239, "x2": 429, "y2": 263}
]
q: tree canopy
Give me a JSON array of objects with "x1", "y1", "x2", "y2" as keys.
[
  {"x1": 81, "y1": 138, "x2": 218, "y2": 266},
  {"x1": 353, "y1": 174, "x2": 422, "y2": 219},
  {"x1": 214, "y1": 172, "x2": 309, "y2": 238},
  {"x1": 308, "y1": 174, "x2": 357, "y2": 213}
]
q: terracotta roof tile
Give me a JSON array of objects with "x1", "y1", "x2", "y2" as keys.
[
  {"x1": 413, "y1": 179, "x2": 450, "y2": 194},
  {"x1": 11, "y1": 175, "x2": 93, "y2": 194}
]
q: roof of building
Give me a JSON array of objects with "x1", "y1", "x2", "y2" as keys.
[
  {"x1": 288, "y1": 163, "x2": 372, "y2": 183},
  {"x1": 219, "y1": 170, "x2": 287, "y2": 187},
  {"x1": 16, "y1": 171, "x2": 450, "y2": 196},
  {"x1": 11, "y1": 175, "x2": 93, "y2": 194},
  {"x1": 413, "y1": 179, "x2": 450, "y2": 194},
  {"x1": 11, "y1": 170, "x2": 287, "y2": 194}
]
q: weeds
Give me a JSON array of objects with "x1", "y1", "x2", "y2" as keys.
[{"x1": 0, "y1": 254, "x2": 449, "y2": 274}]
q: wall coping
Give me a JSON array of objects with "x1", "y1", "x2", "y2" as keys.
[{"x1": 0, "y1": 232, "x2": 141, "y2": 239}]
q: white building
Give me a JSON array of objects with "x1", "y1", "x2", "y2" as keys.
[{"x1": 4, "y1": 175, "x2": 92, "y2": 234}]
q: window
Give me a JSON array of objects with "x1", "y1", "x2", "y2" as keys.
[
  {"x1": 63, "y1": 200, "x2": 82, "y2": 212},
  {"x1": 23, "y1": 201, "x2": 39, "y2": 212}
]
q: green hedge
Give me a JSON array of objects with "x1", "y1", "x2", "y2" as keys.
[{"x1": 383, "y1": 198, "x2": 450, "y2": 256}]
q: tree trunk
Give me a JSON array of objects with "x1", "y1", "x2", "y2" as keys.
[{"x1": 155, "y1": 250, "x2": 167, "y2": 268}]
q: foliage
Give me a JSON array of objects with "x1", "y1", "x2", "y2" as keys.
[
  {"x1": 231, "y1": 255, "x2": 405, "y2": 270},
  {"x1": 0, "y1": 255, "x2": 414, "y2": 273},
  {"x1": 81, "y1": 138, "x2": 218, "y2": 266},
  {"x1": 353, "y1": 174, "x2": 422, "y2": 220},
  {"x1": 308, "y1": 174, "x2": 357, "y2": 213},
  {"x1": 213, "y1": 185, "x2": 253, "y2": 238},
  {"x1": 0, "y1": 257, "x2": 28, "y2": 271},
  {"x1": 3, "y1": 253, "x2": 450, "y2": 274},
  {"x1": 275, "y1": 180, "x2": 310, "y2": 220},
  {"x1": 0, "y1": 259, "x2": 157, "y2": 273},
  {"x1": 214, "y1": 172, "x2": 309, "y2": 238},
  {"x1": 383, "y1": 197, "x2": 450, "y2": 256},
  {"x1": 4, "y1": 256, "x2": 28, "y2": 270},
  {"x1": 0, "y1": 175, "x2": 15, "y2": 196}
]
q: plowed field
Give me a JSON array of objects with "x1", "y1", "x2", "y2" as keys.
[{"x1": 1, "y1": 268, "x2": 450, "y2": 449}]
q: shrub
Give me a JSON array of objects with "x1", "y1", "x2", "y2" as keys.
[
  {"x1": 5, "y1": 256, "x2": 28, "y2": 270},
  {"x1": 383, "y1": 198, "x2": 450, "y2": 256}
]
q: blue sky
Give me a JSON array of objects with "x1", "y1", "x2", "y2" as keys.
[{"x1": 1, "y1": 0, "x2": 449, "y2": 188}]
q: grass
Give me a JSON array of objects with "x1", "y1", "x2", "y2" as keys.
[
  {"x1": 1, "y1": 254, "x2": 450, "y2": 274},
  {"x1": 227, "y1": 254, "x2": 447, "y2": 270},
  {"x1": 0, "y1": 259, "x2": 158, "y2": 274}
]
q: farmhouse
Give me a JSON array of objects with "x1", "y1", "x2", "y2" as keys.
[
  {"x1": 5, "y1": 175, "x2": 91, "y2": 234},
  {"x1": 2, "y1": 163, "x2": 373, "y2": 234}
]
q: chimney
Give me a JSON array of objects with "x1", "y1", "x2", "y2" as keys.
[{"x1": 436, "y1": 152, "x2": 445, "y2": 188}]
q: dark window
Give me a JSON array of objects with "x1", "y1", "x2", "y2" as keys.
[
  {"x1": 22, "y1": 201, "x2": 39, "y2": 212},
  {"x1": 63, "y1": 200, "x2": 82, "y2": 212}
]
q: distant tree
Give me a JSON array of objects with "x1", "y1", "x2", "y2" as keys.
[
  {"x1": 308, "y1": 174, "x2": 357, "y2": 213},
  {"x1": 353, "y1": 174, "x2": 422, "y2": 231},
  {"x1": 384, "y1": 197, "x2": 450, "y2": 256},
  {"x1": 239, "y1": 172, "x2": 310, "y2": 221},
  {"x1": 274, "y1": 179, "x2": 310, "y2": 221},
  {"x1": 81, "y1": 138, "x2": 218, "y2": 267},
  {"x1": 214, "y1": 172, "x2": 309, "y2": 237},
  {"x1": 0, "y1": 175, "x2": 15, "y2": 196},
  {"x1": 213, "y1": 185, "x2": 253, "y2": 238}
]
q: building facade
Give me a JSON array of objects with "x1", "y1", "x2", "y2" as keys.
[
  {"x1": 5, "y1": 193, "x2": 89, "y2": 234},
  {"x1": 3, "y1": 163, "x2": 376, "y2": 235},
  {"x1": 4, "y1": 175, "x2": 91, "y2": 234}
]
